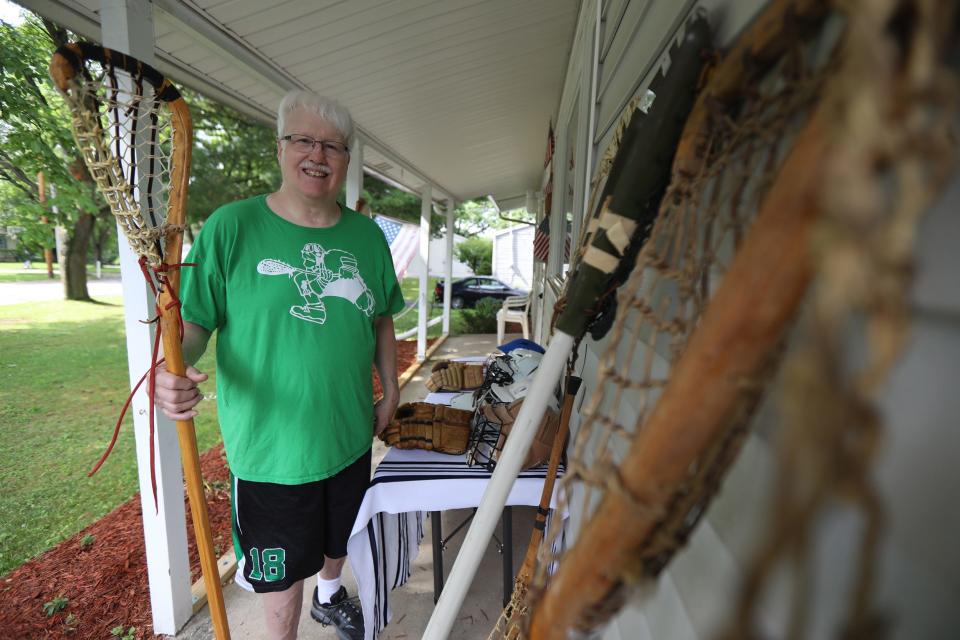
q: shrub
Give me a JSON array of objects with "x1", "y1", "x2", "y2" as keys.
[
  {"x1": 459, "y1": 297, "x2": 500, "y2": 334},
  {"x1": 455, "y1": 237, "x2": 492, "y2": 275}
]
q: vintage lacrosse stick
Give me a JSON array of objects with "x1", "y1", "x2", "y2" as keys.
[
  {"x1": 524, "y1": 0, "x2": 831, "y2": 633},
  {"x1": 515, "y1": 0, "x2": 921, "y2": 635},
  {"x1": 530, "y1": 105, "x2": 829, "y2": 640},
  {"x1": 520, "y1": 0, "x2": 959, "y2": 635},
  {"x1": 490, "y1": 375, "x2": 581, "y2": 640},
  {"x1": 50, "y1": 43, "x2": 230, "y2": 640},
  {"x1": 422, "y1": 15, "x2": 712, "y2": 639}
]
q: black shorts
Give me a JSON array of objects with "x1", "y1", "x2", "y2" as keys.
[{"x1": 231, "y1": 448, "x2": 371, "y2": 593}]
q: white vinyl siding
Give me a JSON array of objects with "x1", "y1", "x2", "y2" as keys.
[{"x1": 492, "y1": 225, "x2": 535, "y2": 291}]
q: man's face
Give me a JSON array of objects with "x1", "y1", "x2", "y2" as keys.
[{"x1": 277, "y1": 109, "x2": 349, "y2": 202}]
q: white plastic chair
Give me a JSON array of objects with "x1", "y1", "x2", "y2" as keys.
[{"x1": 496, "y1": 294, "x2": 530, "y2": 344}]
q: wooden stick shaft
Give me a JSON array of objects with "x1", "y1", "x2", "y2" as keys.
[
  {"x1": 516, "y1": 377, "x2": 580, "y2": 583},
  {"x1": 160, "y1": 102, "x2": 230, "y2": 640},
  {"x1": 528, "y1": 113, "x2": 827, "y2": 639},
  {"x1": 157, "y1": 314, "x2": 230, "y2": 639}
]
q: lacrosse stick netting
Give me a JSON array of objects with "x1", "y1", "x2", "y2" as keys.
[
  {"x1": 491, "y1": 1, "x2": 958, "y2": 638},
  {"x1": 51, "y1": 43, "x2": 186, "y2": 272},
  {"x1": 493, "y1": 0, "x2": 836, "y2": 636},
  {"x1": 719, "y1": 1, "x2": 958, "y2": 638},
  {"x1": 50, "y1": 44, "x2": 231, "y2": 640}
]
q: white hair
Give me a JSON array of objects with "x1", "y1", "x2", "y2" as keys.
[{"x1": 276, "y1": 90, "x2": 354, "y2": 147}]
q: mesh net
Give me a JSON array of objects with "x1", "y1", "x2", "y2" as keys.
[
  {"x1": 58, "y1": 58, "x2": 177, "y2": 271},
  {"x1": 490, "y1": 0, "x2": 956, "y2": 638}
]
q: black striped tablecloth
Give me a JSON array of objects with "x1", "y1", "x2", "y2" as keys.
[{"x1": 346, "y1": 447, "x2": 562, "y2": 639}]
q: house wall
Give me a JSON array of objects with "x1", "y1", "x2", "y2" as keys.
[
  {"x1": 492, "y1": 224, "x2": 535, "y2": 291},
  {"x1": 405, "y1": 232, "x2": 474, "y2": 279},
  {"x1": 541, "y1": 1, "x2": 960, "y2": 639},
  {"x1": 0, "y1": 226, "x2": 20, "y2": 261}
]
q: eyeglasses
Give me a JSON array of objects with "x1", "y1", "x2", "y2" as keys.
[{"x1": 280, "y1": 134, "x2": 350, "y2": 158}]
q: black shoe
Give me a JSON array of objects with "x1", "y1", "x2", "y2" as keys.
[{"x1": 311, "y1": 585, "x2": 364, "y2": 640}]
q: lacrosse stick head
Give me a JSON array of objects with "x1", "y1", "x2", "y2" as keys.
[{"x1": 50, "y1": 43, "x2": 193, "y2": 281}]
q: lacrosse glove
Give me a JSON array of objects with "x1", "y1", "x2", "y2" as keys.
[
  {"x1": 425, "y1": 361, "x2": 486, "y2": 392},
  {"x1": 380, "y1": 402, "x2": 473, "y2": 455}
]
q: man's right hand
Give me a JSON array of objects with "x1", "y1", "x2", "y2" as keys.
[{"x1": 153, "y1": 365, "x2": 208, "y2": 421}]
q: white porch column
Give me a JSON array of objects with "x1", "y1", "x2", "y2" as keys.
[
  {"x1": 442, "y1": 198, "x2": 454, "y2": 335},
  {"x1": 100, "y1": 0, "x2": 193, "y2": 634},
  {"x1": 345, "y1": 138, "x2": 364, "y2": 211},
  {"x1": 417, "y1": 184, "x2": 432, "y2": 360}
]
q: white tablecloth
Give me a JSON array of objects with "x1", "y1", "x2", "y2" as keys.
[{"x1": 346, "y1": 447, "x2": 561, "y2": 639}]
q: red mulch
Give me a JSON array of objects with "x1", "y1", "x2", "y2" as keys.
[{"x1": 0, "y1": 338, "x2": 434, "y2": 639}]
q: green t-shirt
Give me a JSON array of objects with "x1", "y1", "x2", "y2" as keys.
[{"x1": 181, "y1": 195, "x2": 405, "y2": 483}]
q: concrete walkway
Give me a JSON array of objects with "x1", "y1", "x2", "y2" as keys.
[{"x1": 177, "y1": 333, "x2": 533, "y2": 640}]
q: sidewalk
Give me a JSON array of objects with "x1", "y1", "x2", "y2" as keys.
[
  {"x1": 177, "y1": 333, "x2": 533, "y2": 640},
  {"x1": 0, "y1": 272, "x2": 122, "y2": 305}
]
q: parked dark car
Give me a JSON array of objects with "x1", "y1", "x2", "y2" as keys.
[{"x1": 433, "y1": 277, "x2": 527, "y2": 309}]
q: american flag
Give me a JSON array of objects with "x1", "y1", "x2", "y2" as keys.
[
  {"x1": 533, "y1": 214, "x2": 570, "y2": 264},
  {"x1": 374, "y1": 214, "x2": 420, "y2": 280},
  {"x1": 544, "y1": 121, "x2": 555, "y2": 168}
]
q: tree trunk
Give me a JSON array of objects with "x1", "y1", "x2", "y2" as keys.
[
  {"x1": 93, "y1": 218, "x2": 104, "y2": 265},
  {"x1": 64, "y1": 212, "x2": 94, "y2": 301},
  {"x1": 92, "y1": 212, "x2": 113, "y2": 265},
  {"x1": 45, "y1": 21, "x2": 96, "y2": 301}
]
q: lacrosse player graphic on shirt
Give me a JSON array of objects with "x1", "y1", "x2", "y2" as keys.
[{"x1": 257, "y1": 242, "x2": 376, "y2": 325}]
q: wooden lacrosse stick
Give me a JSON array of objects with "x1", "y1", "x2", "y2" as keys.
[
  {"x1": 500, "y1": 376, "x2": 582, "y2": 639},
  {"x1": 528, "y1": 117, "x2": 829, "y2": 640},
  {"x1": 519, "y1": 376, "x2": 581, "y2": 580},
  {"x1": 525, "y1": 1, "x2": 833, "y2": 635},
  {"x1": 50, "y1": 43, "x2": 230, "y2": 640},
  {"x1": 422, "y1": 17, "x2": 711, "y2": 640}
]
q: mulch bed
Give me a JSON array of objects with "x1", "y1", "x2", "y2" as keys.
[{"x1": 0, "y1": 338, "x2": 434, "y2": 639}]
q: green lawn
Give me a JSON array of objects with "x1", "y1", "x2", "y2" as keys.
[
  {"x1": 0, "y1": 297, "x2": 221, "y2": 576},
  {"x1": 395, "y1": 276, "x2": 469, "y2": 337}
]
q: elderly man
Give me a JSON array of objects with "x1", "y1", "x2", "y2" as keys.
[{"x1": 153, "y1": 91, "x2": 404, "y2": 640}]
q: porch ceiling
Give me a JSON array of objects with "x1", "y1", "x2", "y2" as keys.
[{"x1": 20, "y1": 0, "x2": 581, "y2": 205}]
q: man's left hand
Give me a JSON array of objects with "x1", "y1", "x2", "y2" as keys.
[{"x1": 374, "y1": 394, "x2": 398, "y2": 437}]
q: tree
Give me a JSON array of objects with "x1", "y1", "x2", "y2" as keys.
[
  {"x1": 450, "y1": 200, "x2": 498, "y2": 237},
  {"x1": 0, "y1": 14, "x2": 284, "y2": 298},
  {"x1": 0, "y1": 15, "x2": 105, "y2": 299},
  {"x1": 186, "y1": 91, "x2": 280, "y2": 227},
  {"x1": 357, "y1": 186, "x2": 534, "y2": 241},
  {"x1": 455, "y1": 236, "x2": 492, "y2": 275},
  {"x1": 359, "y1": 177, "x2": 450, "y2": 236}
]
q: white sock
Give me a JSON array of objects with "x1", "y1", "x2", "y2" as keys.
[{"x1": 316, "y1": 575, "x2": 341, "y2": 604}]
